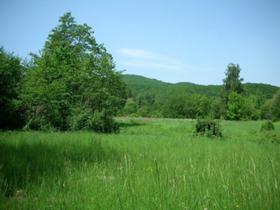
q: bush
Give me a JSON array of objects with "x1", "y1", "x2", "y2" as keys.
[
  {"x1": 89, "y1": 110, "x2": 119, "y2": 133},
  {"x1": 194, "y1": 118, "x2": 222, "y2": 137},
  {"x1": 69, "y1": 109, "x2": 119, "y2": 133},
  {"x1": 260, "y1": 121, "x2": 274, "y2": 131}
]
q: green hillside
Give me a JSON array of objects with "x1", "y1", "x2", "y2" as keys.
[
  {"x1": 122, "y1": 74, "x2": 278, "y2": 99},
  {"x1": 121, "y1": 74, "x2": 279, "y2": 119}
]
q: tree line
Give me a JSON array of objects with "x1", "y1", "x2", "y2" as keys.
[
  {"x1": 121, "y1": 65, "x2": 280, "y2": 121},
  {"x1": 1, "y1": 13, "x2": 280, "y2": 132}
]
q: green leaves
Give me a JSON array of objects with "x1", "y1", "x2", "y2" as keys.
[
  {"x1": 21, "y1": 13, "x2": 127, "y2": 131},
  {"x1": 226, "y1": 92, "x2": 244, "y2": 120},
  {"x1": 223, "y1": 63, "x2": 243, "y2": 95},
  {"x1": 0, "y1": 47, "x2": 24, "y2": 129}
]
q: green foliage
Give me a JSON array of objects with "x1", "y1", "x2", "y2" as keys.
[
  {"x1": 210, "y1": 97, "x2": 223, "y2": 119},
  {"x1": 226, "y1": 92, "x2": 243, "y2": 120},
  {"x1": 260, "y1": 120, "x2": 274, "y2": 131},
  {"x1": 260, "y1": 99, "x2": 273, "y2": 120},
  {"x1": 21, "y1": 13, "x2": 126, "y2": 131},
  {"x1": 221, "y1": 63, "x2": 244, "y2": 120},
  {"x1": 243, "y1": 83, "x2": 278, "y2": 100},
  {"x1": 260, "y1": 90, "x2": 280, "y2": 121},
  {"x1": 242, "y1": 95, "x2": 260, "y2": 120},
  {"x1": 161, "y1": 94, "x2": 211, "y2": 119},
  {"x1": 66, "y1": 108, "x2": 120, "y2": 133},
  {"x1": 195, "y1": 95, "x2": 211, "y2": 117},
  {"x1": 163, "y1": 95, "x2": 191, "y2": 118},
  {"x1": 0, "y1": 47, "x2": 24, "y2": 129},
  {"x1": 271, "y1": 90, "x2": 280, "y2": 121},
  {"x1": 123, "y1": 98, "x2": 137, "y2": 115},
  {"x1": 226, "y1": 93, "x2": 261, "y2": 121},
  {"x1": 194, "y1": 118, "x2": 222, "y2": 137},
  {"x1": 90, "y1": 110, "x2": 119, "y2": 133},
  {"x1": 222, "y1": 63, "x2": 243, "y2": 103},
  {"x1": 122, "y1": 98, "x2": 138, "y2": 116},
  {"x1": 122, "y1": 74, "x2": 278, "y2": 120}
]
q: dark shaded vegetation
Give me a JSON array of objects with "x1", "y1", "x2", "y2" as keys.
[
  {"x1": 194, "y1": 118, "x2": 222, "y2": 137},
  {"x1": 0, "y1": 48, "x2": 25, "y2": 129},
  {"x1": 260, "y1": 121, "x2": 274, "y2": 131},
  {"x1": 0, "y1": 136, "x2": 120, "y2": 196}
]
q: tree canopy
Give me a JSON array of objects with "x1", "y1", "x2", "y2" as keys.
[
  {"x1": 0, "y1": 48, "x2": 24, "y2": 129},
  {"x1": 223, "y1": 63, "x2": 243, "y2": 94},
  {"x1": 21, "y1": 13, "x2": 127, "y2": 131}
]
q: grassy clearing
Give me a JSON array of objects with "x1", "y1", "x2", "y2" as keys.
[{"x1": 0, "y1": 118, "x2": 280, "y2": 209}]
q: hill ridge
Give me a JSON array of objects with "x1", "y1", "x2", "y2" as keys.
[{"x1": 122, "y1": 74, "x2": 279, "y2": 99}]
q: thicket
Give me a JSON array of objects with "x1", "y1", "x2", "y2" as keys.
[
  {"x1": 260, "y1": 121, "x2": 274, "y2": 131},
  {"x1": 194, "y1": 118, "x2": 222, "y2": 137}
]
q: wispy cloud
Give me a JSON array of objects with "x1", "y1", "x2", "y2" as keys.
[{"x1": 116, "y1": 48, "x2": 189, "y2": 73}]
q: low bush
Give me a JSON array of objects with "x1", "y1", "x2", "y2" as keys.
[
  {"x1": 194, "y1": 118, "x2": 222, "y2": 137},
  {"x1": 260, "y1": 120, "x2": 274, "y2": 131},
  {"x1": 69, "y1": 109, "x2": 119, "y2": 133},
  {"x1": 89, "y1": 110, "x2": 119, "y2": 133}
]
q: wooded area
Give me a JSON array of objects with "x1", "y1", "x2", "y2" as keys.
[
  {"x1": 122, "y1": 73, "x2": 280, "y2": 120},
  {"x1": 1, "y1": 13, "x2": 280, "y2": 132}
]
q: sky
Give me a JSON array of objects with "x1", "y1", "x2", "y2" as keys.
[{"x1": 0, "y1": 0, "x2": 280, "y2": 86}]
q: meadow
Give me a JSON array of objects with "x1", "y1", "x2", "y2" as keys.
[{"x1": 0, "y1": 118, "x2": 280, "y2": 209}]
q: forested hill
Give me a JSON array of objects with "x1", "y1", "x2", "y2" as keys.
[{"x1": 122, "y1": 74, "x2": 279, "y2": 99}]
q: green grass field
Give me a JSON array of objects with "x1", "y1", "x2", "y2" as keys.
[{"x1": 1, "y1": 118, "x2": 280, "y2": 209}]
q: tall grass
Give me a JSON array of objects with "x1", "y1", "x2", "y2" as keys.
[{"x1": 0, "y1": 119, "x2": 280, "y2": 209}]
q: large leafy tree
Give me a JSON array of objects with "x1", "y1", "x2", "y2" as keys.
[
  {"x1": 0, "y1": 47, "x2": 24, "y2": 129},
  {"x1": 21, "y1": 13, "x2": 126, "y2": 131}
]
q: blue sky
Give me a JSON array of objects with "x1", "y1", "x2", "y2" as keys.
[{"x1": 1, "y1": 0, "x2": 279, "y2": 85}]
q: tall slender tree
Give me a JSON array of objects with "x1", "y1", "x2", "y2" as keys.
[
  {"x1": 222, "y1": 63, "x2": 243, "y2": 100},
  {"x1": 221, "y1": 63, "x2": 244, "y2": 118}
]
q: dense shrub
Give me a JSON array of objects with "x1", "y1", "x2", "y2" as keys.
[
  {"x1": 69, "y1": 108, "x2": 119, "y2": 133},
  {"x1": 260, "y1": 121, "x2": 274, "y2": 131},
  {"x1": 194, "y1": 118, "x2": 222, "y2": 137},
  {"x1": 89, "y1": 110, "x2": 119, "y2": 133}
]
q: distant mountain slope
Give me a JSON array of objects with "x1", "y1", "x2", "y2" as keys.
[{"x1": 122, "y1": 74, "x2": 279, "y2": 99}]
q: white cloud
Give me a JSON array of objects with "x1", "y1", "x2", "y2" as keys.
[
  {"x1": 117, "y1": 48, "x2": 157, "y2": 59},
  {"x1": 116, "y1": 48, "x2": 189, "y2": 73}
]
